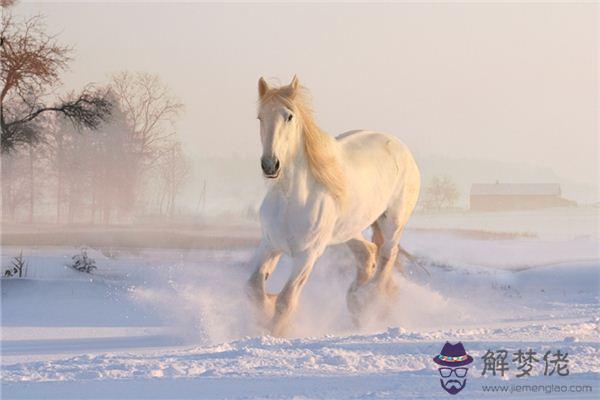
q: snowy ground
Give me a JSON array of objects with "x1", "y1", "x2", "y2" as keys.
[{"x1": 1, "y1": 209, "x2": 599, "y2": 398}]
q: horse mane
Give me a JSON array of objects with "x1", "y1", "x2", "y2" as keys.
[{"x1": 260, "y1": 86, "x2": 346, "y2": 205}]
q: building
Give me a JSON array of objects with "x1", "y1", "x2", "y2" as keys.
[{"x1": 469, "y1": 183, "x2": 575, "y2": 211}]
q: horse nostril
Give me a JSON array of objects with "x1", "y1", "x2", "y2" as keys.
[{"x1": 261, "y1": 156, "x2": 279, "y2": 176}]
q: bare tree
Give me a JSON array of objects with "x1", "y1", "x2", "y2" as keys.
[
  {"x1": 1, "y1": 147, "x2": 29, "y2": 220},
  {"x1": 88, "y1": 104, "x2": 139, "y2": 224},
  {"x1": 157, "y1": 143, "x2": 191, "y2": 218},
  {"x1": 43, "y1": 118, "x2": 66, "y2": 223},
  {"x1": 0, "y1": 13, "x2": 111, "y2": 152},
  {"x1": 423, "y1": 176, "x2": 459, "y2": 210},
  {"x1": 1, "y1": 110, "x2": 52, "y2": 222},
  {"x1": 1, "y1": 0, "x2": 18, "y2": 9},
  {"x1": 109, "y1": 71, "x2": 183, "y2": 165},
  {"x1": 44, "y1": 100, "x2": 137, "y2": 225}
]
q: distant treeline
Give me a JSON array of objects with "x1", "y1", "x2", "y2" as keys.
[
  {"x1": 1, "y1": 75, "x2": 190, "y2": 224},
  {"x1": 1, "y1": 13, "x2": 189, "y2": 224}
]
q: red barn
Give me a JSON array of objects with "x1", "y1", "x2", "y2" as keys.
[{"x1": 469, "y1": 183, "x2": 575, "y2": 211}]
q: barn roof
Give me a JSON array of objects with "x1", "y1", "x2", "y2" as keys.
[{"x1": 471, "y1": 183, "x2": 561, "y2": 196}]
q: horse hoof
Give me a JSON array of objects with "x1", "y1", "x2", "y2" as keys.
[
  {"x1": 346, "y1": 283, "x2": 372, "y2": 325},
  {"x1": 248, "y1": 292, "x2": 277, "y2": 329}
]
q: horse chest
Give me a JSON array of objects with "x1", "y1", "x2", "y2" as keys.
[{"x1": 260, "y1": 189, "x2": 336, "y2": 254}]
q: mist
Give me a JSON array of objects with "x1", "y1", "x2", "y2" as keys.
[
  {"x1": 7, "y1": 1, "x2": 597, "y2": 221},
  {"x1": 1, "y1": 4, "x2": 599, "y2": 396}
]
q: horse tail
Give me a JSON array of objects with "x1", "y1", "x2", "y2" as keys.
[{"x1": 395, "y1": 244, "x2": 430, "y2": 277}]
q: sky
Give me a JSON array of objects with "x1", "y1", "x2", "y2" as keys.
[{"x1": 9, "y1": 1, "x2": 599, "y2": 204}]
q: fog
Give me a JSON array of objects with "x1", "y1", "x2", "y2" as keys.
[
  {"x1": 1, "y1": 5, "x2": 599, "y2": 387},
  {"x1": 4, "y1": 1, "x2": 598, "y2": 223}
]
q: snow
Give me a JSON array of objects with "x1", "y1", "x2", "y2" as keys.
[{"x1": 1, "y1": 210, "x2": 599, "y2": 398}]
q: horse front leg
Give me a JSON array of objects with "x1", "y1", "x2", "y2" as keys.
[
  {"x1": 246, "y1": 243, "x2": 282, "y2": 327},
  {"x1": 270, "y1": 251, "x2": 319, "y2": 337}
]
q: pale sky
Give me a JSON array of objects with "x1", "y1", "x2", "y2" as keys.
[{"x1": 11, "y1": 1, "x2": 599, "y2": 199}]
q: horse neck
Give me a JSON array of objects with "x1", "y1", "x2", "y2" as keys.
[
  {"x1": 277, "y1": 122, "x2": 340, "y2": 203},
  {"x1": 277, "y1": 136, "x2": 312, "y2": 199},
  {"x1": 275, "y1": 123, "x2": 324, "y2": 203}
]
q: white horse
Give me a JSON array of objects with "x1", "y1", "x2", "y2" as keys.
[{"x1": 247, "y1": 76, "x2": 420, "y2": 336}]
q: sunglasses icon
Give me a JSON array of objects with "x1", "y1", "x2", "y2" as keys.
[{"x1": 439, "y1": 367, "x2": 468, "y2": 378}]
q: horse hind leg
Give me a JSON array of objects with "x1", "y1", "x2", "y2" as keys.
[
  {"x1": 374, "y1": 175, "x2": 419, "y2": 289},
  {"x1": 371, "y1": 221, "x2": 384, "y2": 255},
  {"x1": 346, "y1": 218, "x2": 404, "y2": 325},
  {"x1": 345, "y1": 236, "x2": 378, "y2": 324},
  {"x1": 374, "y1": 219, "x2": 411, "y2": 276},
  {"x1": 373, "y1": 212, "x2": 409, "y2": 298},
  {"x1": 347, "y1": 236, "x2": 378, "y2": 286}
]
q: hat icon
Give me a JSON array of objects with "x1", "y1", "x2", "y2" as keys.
[{"x1": 433, "y1": 342, "x2": 473, "y2": 367}]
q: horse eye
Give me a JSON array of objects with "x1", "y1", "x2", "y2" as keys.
[{"x1": 286, "y1": 114, "x2": 293, "y2": 122}]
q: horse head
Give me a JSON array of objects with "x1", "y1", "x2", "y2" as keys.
[{"x1": 256, "y1": 76, "x2": 302, "y2": 179}]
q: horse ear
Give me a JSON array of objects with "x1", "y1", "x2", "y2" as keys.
[
  {"x1": 290, "y1": 75, "x2": 300, "y2": 92},
  {"x1": 258, "y1": 77, "x2": 270, "y2": 98}
]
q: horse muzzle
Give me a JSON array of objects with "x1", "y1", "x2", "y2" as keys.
[{"x1": 261, "y1": 156, "x2": 280, "y2": 179}]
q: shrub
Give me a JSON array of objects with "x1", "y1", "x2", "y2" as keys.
[
  {"x1": 3, "y1": 252, "x2": 27, "y2": 278},
  {"x1": 70, "y1": 248, "x2": 97, "y2": 273}
]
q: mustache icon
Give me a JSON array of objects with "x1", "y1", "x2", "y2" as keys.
[
  {"x1": 442, "y1": 379, "x2": 464, "y2": 389},
  {"x1": 440, "y1": 378, "x2": 467, "y2": 395}
]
